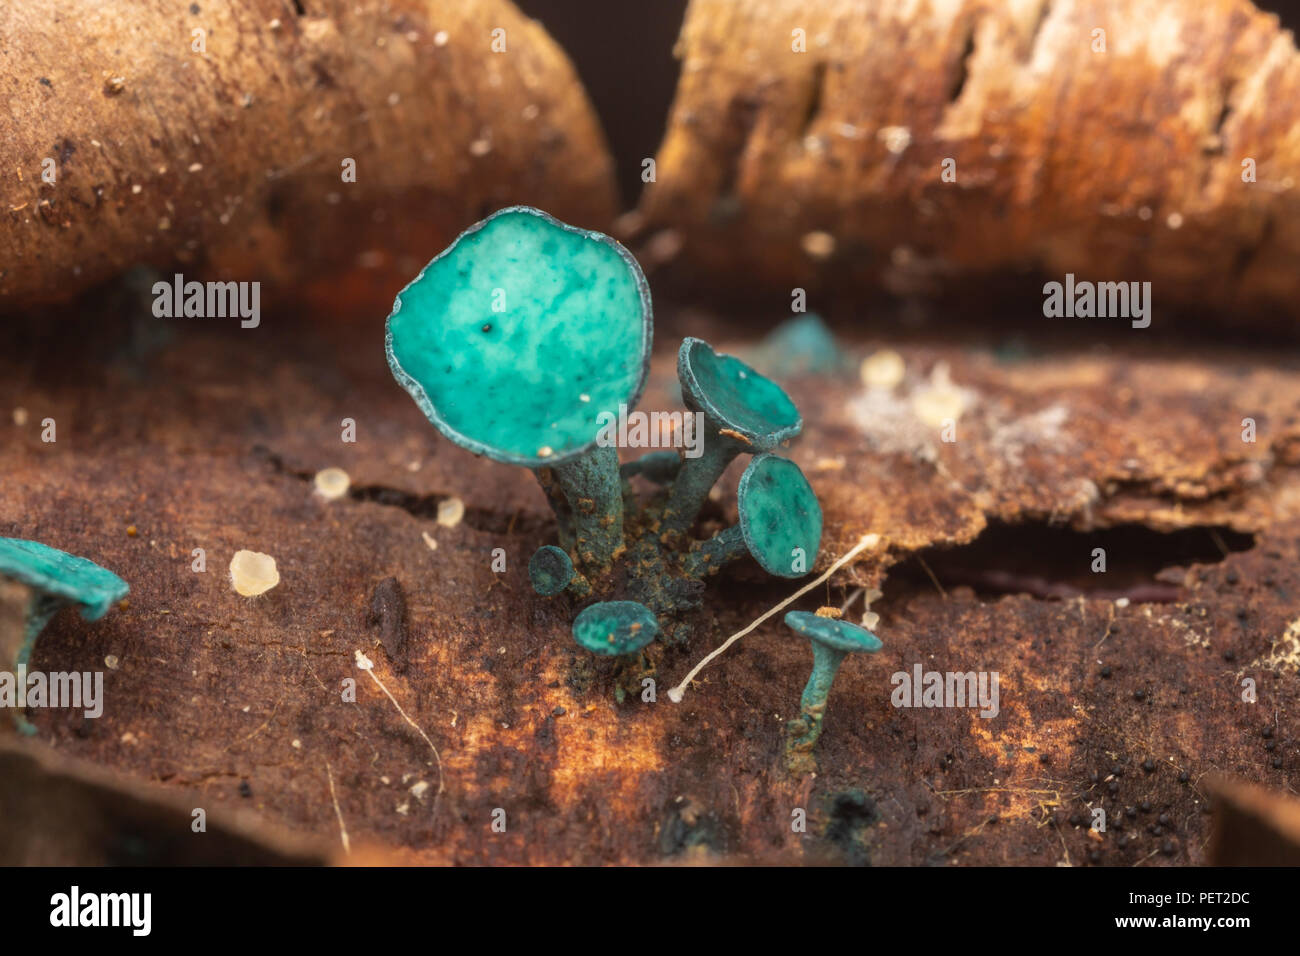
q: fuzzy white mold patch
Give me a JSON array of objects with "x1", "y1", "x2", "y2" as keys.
[
  {"x1": 1144, "y1": 605, "x2": 1211, "y2": 650},
  {"x1": 1251, "y1": 616, "x2": 1300, "y2": 675},
  {"x1": 990, "y1": 404, "x2": 1071, "y2": 468},
  {"x1": 849, "y1": 360, "x2": 978, "y2": 461}
]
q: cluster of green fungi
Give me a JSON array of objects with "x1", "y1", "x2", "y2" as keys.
[{"x1": 386, "y1": 206, "x2": 880, "y2": 753}]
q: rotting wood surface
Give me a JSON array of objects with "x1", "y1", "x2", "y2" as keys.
[{"x1": 1, "y1": 305, "x2": 1297, "y2": 865}]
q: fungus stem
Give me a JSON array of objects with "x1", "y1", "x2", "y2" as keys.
[
  {"x1": 620, "y1": 449, "x2": 683, "y2": 485},
  {"x1": 9, "y1": 598, "x2": 59, "y2": 736},
  {"x1": 533, "y1": 468, "x2": 575, "y2": 552},
  {"x1": 679, "y1": 525, "x2": 747, "y2": 578},
  {"x1": 16, "y1": 601, "x2": 58, "y2": 672},
  {"x1": 659, "y1": 429, "x2": 743, "y2": 538},
  {"x1": 788, "y1": 643, "x2": 846, "y2": 751},
  {"x1": 548, "y1": 445, "x2": 625, "y2": 571}
]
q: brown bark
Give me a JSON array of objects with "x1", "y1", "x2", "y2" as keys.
[
  {"x1": 1207, "y1": 775, "x2": 1300, "y2": 865},
  {"x1": 2, "y1": 308, "x2": 1298, "y2": 865},
  {"x1": 0, "y1": 739, "x2": 329, "y2": 865},
  {"x1": 0, "y1": 0, "x2": 616, "y2": 311},
  {"x1": 640, "y1": 0, "x2": 1300, "y2": 324}
]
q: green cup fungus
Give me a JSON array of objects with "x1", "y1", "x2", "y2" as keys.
[
  {"x1": 681, "y1": 453, "x2": 822, "y2": 579},
  {"x1": 660, "y1": 338, "x2": 802, "y2": 538},
  {"x1": 572, "y1": 600, "x2": 659, "y2": 657},
  {"x1": 528, "y1": 544, "x2": 590, "y2": 598},
  {"x1": 0, "y1": 538, "x2": 129, "y2": 735},
  {"x1": 385, "y1": 206, "x2": 824, "y2": 664},
  {"x1": 386, "y1": 205, "x2": 652, "y2": 571},
  {"x1": 783, "y1": 609, "x2": 882, "y2": 764},
  {"x1": 746, "y1": 313, "x2": 846, "y2": 378}
]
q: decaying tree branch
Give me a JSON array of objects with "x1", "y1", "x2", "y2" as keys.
[
  {"x1": 0, "y1": 0, "x2": 616, "y2": 311},
  {"x1": 641, "y1": 0, "x2": 1300, "y2": 323}
]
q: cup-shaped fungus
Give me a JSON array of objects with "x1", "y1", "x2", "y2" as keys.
[
  {"x1": 747, "y1": 313, "x2": 845, "y2": 378},
  {"x1": 572, "y1": 600, "x2": 659, "y2": 656},
  {"x1": 0, "y1": 538, "x2": 129, "y2": 734},
  {"x1": 386, "y1": 205, "x2": 652, "y2": 573},
  {"x1": 681, "y1": 453, "x2": 822, "y2": 579},
  {"x1": 528, "y1": 545, "x2": 590, "y2": 598},
  {"x1": 783, "y1": 609, "x2": 882, "y2": 760},
  {"x1": 661, "y1": 338, "x2": 802, "y2": 537}
]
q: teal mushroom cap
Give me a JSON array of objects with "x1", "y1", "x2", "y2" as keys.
[
  {"x1": 386, "y1": 205, "x2": 653, "y2": 467},
  {"x1": 660, "y1": 340, "x2": 804, "y2": 537},
  {"x1": 677, "y1": 337, "x2": 801, "y2": 449},
  {"x1": 678, "y1": 452, "x2": 822, "y2": 579},
  {"x1": 0, "y1": 538, "x2": 129, "y2": 623},
  {"x1": 783, "y1": 610, "x2": 882, "y2": 654},
  {"x1": 529, "y1": 545, "x2": 575, "y2": 597},
  {"x1": 572, "y1": 600, "x2": 659, "y2": 656},
  {"x1": 737, "y1": 454, "x2": 822, "y2": 578},
  {"x1": 748, "y1": 314, "x2": 845, "y2": 378}
]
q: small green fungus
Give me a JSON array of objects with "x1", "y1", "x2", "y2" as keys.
[
  {"x1": 783, "y1": 609, "x2": 882, "y2": 767},
  {"x1": 0, "y1": 538, "x2": 129, "y2": 735}
]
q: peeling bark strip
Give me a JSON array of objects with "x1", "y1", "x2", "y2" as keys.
[
  {"x1": 0, "y1": 0, "x2": 616, "y2": 311},
  {"x1": 1207, "y1": 774, "x2": 1300, "y2": 865},
  {"x1": 0, "y1": 740, "x2": 329, "y2": 865},
  {"x1": 642, "y1": 0, "x2": 1300, "y2": 323}
]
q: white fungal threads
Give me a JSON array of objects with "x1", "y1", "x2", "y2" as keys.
[
  {"x1": 229, "y1": 550, "x2": 280, "y2": 596},
  {"x1": 437, "y1": 496, "x2": 465, "y2": 527},
  {"x1": 325, "y1": 761, "x2": 350, "y2": 855},
  {"x1": 666, "y1": 533, "x2": 882, "y2": 703},
  {"x1": 313, "y1": 466, "x2": 351, "y2": 501},
  {"x1": 354, "y1": 649, "x2": 445, "y2": 801},
  {"x1": 877, "y1": 125, "x2": 912, "y2": 155}
]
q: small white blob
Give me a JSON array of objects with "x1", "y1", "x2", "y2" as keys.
[
  {"x1": 437, "y1": 496, "x2": 465, "y2": 527},
  {"x1": 313, "y1": 466, "x2": 351, "y2": 501},
  {"x1": 860, "y1": 349, "x2": 906, "y2": 390},
  {"x1": 229, "y1": 550, "x2": 280, "y2": 597}
]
